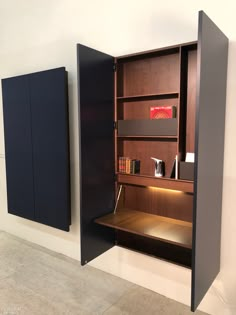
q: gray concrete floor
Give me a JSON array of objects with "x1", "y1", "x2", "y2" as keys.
[{"x1": 0, "y1": 231, "x2": 208, "y2": 315}]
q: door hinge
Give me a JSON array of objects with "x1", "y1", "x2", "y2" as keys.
[
  {"x1": 114, "y1": 121, "x2": 117, "y2": 129},
  {"x1": 113, "y1": 63, "x2": 117, "y2": 72}
]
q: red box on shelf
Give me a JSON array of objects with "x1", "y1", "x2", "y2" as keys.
[{"x1": 150, "y1": 106, "x2": 176, "y2": 119}]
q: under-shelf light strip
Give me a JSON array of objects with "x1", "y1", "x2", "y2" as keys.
[{"x1": 148, "y1": 186, "x2": 183, "y2": 193}]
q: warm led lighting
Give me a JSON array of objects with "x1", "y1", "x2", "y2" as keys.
[{"x1": 148, "y1": 186, "x2": 184, "y2": 193}]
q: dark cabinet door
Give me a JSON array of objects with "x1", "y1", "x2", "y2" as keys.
[
  {"x1": 2, "y1": 68, "x2": 70, "y2": 231},
  {"x1": 191, "y1": 11, "x2": 228, "y2": 311},
  {"x1": 2, "y1": 75, "x2": 35, "y2": 220},
  {"x1": 29, "y1": 68, "x2": 71, "y2": 231},
  {"x1": 78, "y1": 44, "x2": 115, "y2": 265}
]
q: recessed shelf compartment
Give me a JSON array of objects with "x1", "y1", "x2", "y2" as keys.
[
  {"x1": 117, "y1": 92, "x2": 179, "y2": 102},
  {"x1": 117, "y1": 119, "x2": 177, "y2": 137},
  {"x1": 117, "y1": 230, "x2": 192, "y2": 268},
  {"x1": 117, "y1": 173, "x2": 193, "y2": 193},
  {"x1": 95, "y1": 209, "x2": 192, "y2": 249}
]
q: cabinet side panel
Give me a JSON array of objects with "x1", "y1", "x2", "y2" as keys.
[
  {"x1": 30, "y1": 68, "x2": 71, "y2": 231},
  {"x1": 186, "y1": 50, "x2": 197, "y2": 153},
  {"x1": 78, "y1": 44, "x2": 115, "y2": 265},
  {"x1": 2, "y1": 76, "x2": 35, "y2": 220},
  {"x1": 192, "y1": 11, "x2": 228, "y2": 311}
]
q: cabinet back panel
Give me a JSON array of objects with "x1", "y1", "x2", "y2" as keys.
[
  {"x1": 119, "y1": 140, "x2": 177, "y2": 176},
  {"x1": 186, "y1": 49, "x2": 197, "y2": 153},
  {"x1": 117, "y1": 63, "x2": 124, "y2": 97},
  {"x1": 121, "y1": 185, "x2": 193, "y2": 222},
  {"x1": 117, "y1": 53, "x2": 180, "y2": 97},
  {"x1": 118, "y1": 98, "x2": 178, "y2": 120}
]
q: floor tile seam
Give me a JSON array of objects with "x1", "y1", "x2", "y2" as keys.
[
  {"x1": 8, "y1": 265, "x2": 110, "y2": 301},
  {"x1": 10, "y1": 282, "x2": 68, "y2": 314},
  {"x1": 101, "y1": 284, "x2": 138, "y2": 314},
  {"x1": 0, "y1": 231, "x2": 64, "y2": 259},
  {"x1": 11, "y1": 262, "x2": 93, "y2": 291},
  {"x1": 0, "y1": 264, "x2": 36, "y2": 283},
  {"x1": 0, "y1": 274, "x2": 39, "y2": 297},
  {"x1": 23, "y1": 288, "x2": 99, "y2": 315}
]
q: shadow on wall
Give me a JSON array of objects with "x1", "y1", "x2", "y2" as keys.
[
  {"x1": 149, "y1": 9, "x2": 197, "y2": 45},
  {"x1": 215, "y1": 39, "x2": 236, "y2": 314}
]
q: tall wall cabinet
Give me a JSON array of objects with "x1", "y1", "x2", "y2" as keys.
[
  {"x1": 2, "y1": 67, "x2": 71, "y2": 231},
  {"x1": 78, "y1": 12, "x2": 228, "y2": 312}
]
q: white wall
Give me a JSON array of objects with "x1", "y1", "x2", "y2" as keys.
[{"x1": 0, "y1": 1, "x2": 236, "y2": 314}]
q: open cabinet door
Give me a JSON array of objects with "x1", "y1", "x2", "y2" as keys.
[
  {"x1": 78, "y1": 44, "x2": 115, "y2": 265},
  {"x1": 191, "y1": 11, "x2": 228, "y2": 311}
]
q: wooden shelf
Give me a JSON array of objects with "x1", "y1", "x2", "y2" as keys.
[
  {"x1": 117, "y1": 92, "x2": 179, "y2": 102},
  {"x1": 117, "y1": 173, "x2": 194, "y2": 193},
  {"x1": 117, "y1": 135, "x2": 178, "y2": 139},
  {"x1": 95, "y1": 209, "x2": 192, "y2": 249}
]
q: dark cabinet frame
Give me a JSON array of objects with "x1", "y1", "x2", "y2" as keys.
[
  {"x1": 78, "y1": 11, "x2": 228, "y2": 312},
  {"x1": 2, "y1": 67, "x2": 71, "y2": 231}
]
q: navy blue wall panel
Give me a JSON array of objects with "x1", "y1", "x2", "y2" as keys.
[
  {"x1": 29, "y1": 68, "x2": 70, "y2": 231},
  {"x1": 2, "y1": 75, "x2": 35, "y2": 220},
  {"x1": 78, "y1": 44, "x2": 115, "y2": 265},
  {"x1": 2, "y1": 68, "x2": 70, "y2": 231}
]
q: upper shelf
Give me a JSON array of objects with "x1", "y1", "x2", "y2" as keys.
[
  {"x1": 117, "y1": 135, "x2": 178, "y2": 139},
  {"x1": 95, "y1": 209, "x2": 192, "y2": 249},
  {"x1": 116, "y1": 92, "x2": 179, "y2": 102},
  {"x1": 117, "y1": 173, "x2": 194, "y2": 193}
]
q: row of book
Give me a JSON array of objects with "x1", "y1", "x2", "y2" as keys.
[{"x1": 118, "y1": 157, "x2": 140, "y2": 174}]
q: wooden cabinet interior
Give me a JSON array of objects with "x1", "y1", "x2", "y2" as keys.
[{"x1": 96, "y1": 42, "x2": 197, "y2": 268}]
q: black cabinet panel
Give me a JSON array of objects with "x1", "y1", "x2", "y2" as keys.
[
  {"x1": 2, "y1": 76, "x2": 35, "y2": 220},
  {"x1": 29, "y1": 68, "x2": 70, "y2": 231},
  {"x1": 78, "y1": 44, "x2": 115, "y2": 265},
  {"x1": 191, "y1": 11, "x2": 228, "y2": 311},
  {"x1": 2, "y1": 68, "x2": 70, "y2": 231}
]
